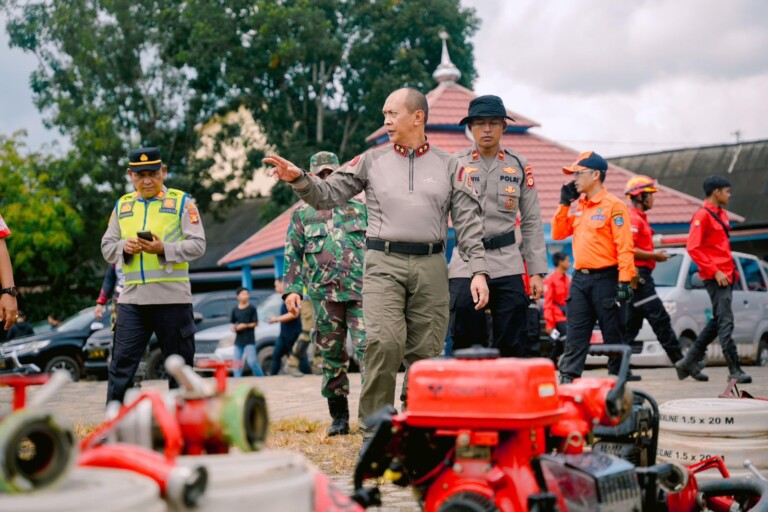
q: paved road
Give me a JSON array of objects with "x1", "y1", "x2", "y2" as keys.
[
  {"x1": 2, "y1": 364, "x2": 767, "y2": 511},
  {"x1": 3, "y1": 365, "x2": 765, "y2": 427}
]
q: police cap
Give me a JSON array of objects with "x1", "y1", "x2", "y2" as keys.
[
  {"x1": 309, "y1": 151, "x2": 339, "y2": 175},
  {"x1": 128, "y1": 147, "x2": 163, "y2": 172},
  {"x1": 459, "y1": 95, "x2": 516, "y2": 126}
]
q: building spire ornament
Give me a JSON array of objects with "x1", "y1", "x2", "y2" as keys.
[{"x1": 432, "y1": 31, "x2": 461, "y2": 84}]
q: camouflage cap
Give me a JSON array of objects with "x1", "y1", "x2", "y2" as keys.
[{"x1": 309, "y1": 151, "x2": 340, "y2": 175}]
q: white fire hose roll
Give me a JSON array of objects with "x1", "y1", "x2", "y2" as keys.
[
  {"x1": 657, "y1": 431, "x2": 768, "y2": 469},
  {"x1": 659, "y1": 398, "x2": 768, "y2": 438}
]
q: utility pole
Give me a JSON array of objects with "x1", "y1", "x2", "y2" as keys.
[{"x1": 731, "y1": 130, "x2": 741, "y2": 144}]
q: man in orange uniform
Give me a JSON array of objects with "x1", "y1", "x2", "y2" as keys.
[
  {"x1": 676, "y1": 176, "x2": 751, "y2": 384},
  {"x1": 543, "y1": 252, "x2": 571, "y2": 366},
  {"x1": 552, "y1": 151, "x2": 636, "y2": 383}
]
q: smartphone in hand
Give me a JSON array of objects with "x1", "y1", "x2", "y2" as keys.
[{"x1": 136, "y1": 230, "x2": 153, "y2": 241}]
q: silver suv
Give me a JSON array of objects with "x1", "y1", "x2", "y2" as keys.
[{"x1": 629, "y1": 248, "x2": 768, "y2": 367}]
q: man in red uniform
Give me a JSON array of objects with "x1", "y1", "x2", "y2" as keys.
[
  {"x1": 623, "y1": 176, "x2": 693, "y2": 378},
  {"x1": 543, "y1": 251, "x2": 570, "y2": 365},
  {"x1": 676, "y1": 176, "x2": 751, "y2": 383},
  {"x1": 551, "y1": 151, "x2": 636, "y2": 383},
  {"x1": 0, "y1": 212, "x2": 19, "y2": 331}
]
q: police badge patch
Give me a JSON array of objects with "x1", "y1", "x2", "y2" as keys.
[
  {"x1": 119, "y1": 201, "x2": 134, "y2": 218},
  {"x1": 159, "y1": 198, "x2": 177, "y2": 214}
]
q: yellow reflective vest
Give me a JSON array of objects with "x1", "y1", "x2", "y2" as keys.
[{"x1": 116, "y1": 188, "x2": 190, "y2": 285}]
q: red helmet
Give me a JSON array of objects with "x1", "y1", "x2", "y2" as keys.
[{"x1": 625, "y1": 175, "x2": 658, "y2": 197}]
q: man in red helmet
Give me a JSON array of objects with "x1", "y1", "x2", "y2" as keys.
[{"x1": 623, "y1": 176, "x2": 698, "y2": 380}]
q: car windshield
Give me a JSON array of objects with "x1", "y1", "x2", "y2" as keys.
[
  {"x1": 652, "y1": 254, "x2": 683, "y2": 287},
  {"x1": 57, "y1": 308, "x2": 96, "y2": 332}
]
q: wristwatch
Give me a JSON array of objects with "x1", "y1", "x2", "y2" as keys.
[{"x1": 1, "y1": 287, "x2": 18, "y2": 297}]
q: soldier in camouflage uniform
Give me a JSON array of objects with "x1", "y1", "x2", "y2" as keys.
[{"x1": 282, "y1": 151, "x2": 367, "y2": 436}]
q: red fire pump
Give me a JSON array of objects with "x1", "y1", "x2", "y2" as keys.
[{"x1": 352, "y1": 346, "x2": 768, "y2": 512}]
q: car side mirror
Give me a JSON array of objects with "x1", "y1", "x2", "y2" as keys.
[
  {"x1": 90, "y1": 321, "x2": 105, "y2": 331},
  {"x1": 193, "y1": 312, "x2": 204, "y2": 323}
]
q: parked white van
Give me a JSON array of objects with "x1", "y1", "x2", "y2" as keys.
[{"x1": 626, "y1": 248, "x2": 768, "y2": 367}]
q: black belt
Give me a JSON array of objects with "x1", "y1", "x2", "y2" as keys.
[
  {"x1": 481, "y1": 230, "x2": 516, "y2": 250},
  {"x1": 366, "y1": 239, "x2": 444, "y2": 255},
  {"x1": 576, "y1": 266, "x2": 618, "y2": 275}
]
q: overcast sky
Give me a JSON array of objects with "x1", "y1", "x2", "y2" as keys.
[{"x1": 1, "y1": 0, "x2": 767, "y2": 157}]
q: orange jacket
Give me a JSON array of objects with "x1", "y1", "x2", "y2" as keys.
[{"x1": 552, "y1": 188, "x2": 636, "y2": 282}]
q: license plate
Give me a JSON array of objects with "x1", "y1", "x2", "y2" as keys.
[{"x1": 88, "y1": 350, "x2": 106, "y2": 359}]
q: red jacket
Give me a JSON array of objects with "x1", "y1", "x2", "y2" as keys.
[
  {"x1": 686, "y1": 200, "x2": 734, "y2": 281},
  {"x1": 630, "y1": 206, "x2": 655, "y2": 270},
  {"x1": 543, "y1": 271, "x2": 570, "y2": 330}
]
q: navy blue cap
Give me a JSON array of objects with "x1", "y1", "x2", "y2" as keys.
[
  {"x1": 459, "y1": 95, "x2": 515, "y2": 126},
  {"x1": 128, "y1": 147, "x2": 162, "y2": 172},
  {"x1": 563, "y1": 151, "x2": 608, "y2": 174}
]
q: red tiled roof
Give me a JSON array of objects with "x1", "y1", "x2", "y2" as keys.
[
  {"x1": 218, "y1": 203, "x2": 300, "y2": 267},
  {"x1": 365, "y1": 82, "x2": 539, "y2": 143},
  {"x1": 219, "y1": 83, "x2": 742, "y2": 268}
]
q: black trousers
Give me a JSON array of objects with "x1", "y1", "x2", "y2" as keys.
[
  {"x1": 449, "y1": 274, "x2": 528, "y2": 357},
  {"x1": 692, "y1": 280, "x2": 737, "y2": 360},
  {"x1": 107, "y1": 303, "x2": 196, "y2": 403},
  {"x1": 559, "y1": 269, "x2": 627, "y2": 380},
  {"x1": 623, "y1": 267, "x2": 683, "y2": 362}
]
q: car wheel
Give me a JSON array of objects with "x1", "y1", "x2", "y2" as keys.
[
  {"x1": 145, "y1": 349, "x2": 169, "y2": 380},
  {"x1": 257, "y1": 344, "x2": 274, "y2": 375},
  {"x1": 44, "y1": 355, "x2": 81, "y2": 382},
  {"x1": 758, "y1": 336, "x2": 768, "y2": 367}
]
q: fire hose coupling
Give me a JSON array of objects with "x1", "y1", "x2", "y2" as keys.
[
  {"x1": 0, "y1": 370, "x2": 75, "y2": 494},
  {"x1": 165, "y1": 355, "x2": 215, "y2": 396},
  {"x1": 0, "y1": 409, "x2": 76, "y2": 493},
  {"x1": 220, "y1": 383, "x2": 269, "y2": 452},
  {"x1": 79, "y1": 443, "x2": 208, "y2": 508}
]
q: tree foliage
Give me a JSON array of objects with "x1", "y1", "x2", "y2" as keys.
[
  {"x1": 3, "y1": 0, "x2": 478, "y2": 226},
  {"x1": 0, "y1": 132, "x2": 92, "y2": 320}
]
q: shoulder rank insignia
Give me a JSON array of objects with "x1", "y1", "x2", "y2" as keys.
[
  {"x1": 160, "y1": 197, "x2": 178, "y2": 214},
  {"x1": 470, "y1": 149, "x2": 480, "y2": 162},
  {"x1": 119, "y1": 201, "x2": 134, "y2": 218},
  {"x1": 497, "y1": 149, "x2": 505, "y2": 161},
  {"x1": 524, "y1": 165, "x2": 535, "y2": 189},
  {"x1": 186, "y1": 203, "x2": 200, "y2": 224},
  {"x1": 415, "y1": 142, "x2": 430, "y2": 157}
]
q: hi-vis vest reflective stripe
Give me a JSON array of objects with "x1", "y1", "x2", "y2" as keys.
[{"x1": 117, "y1": 188, "x2": 189, "y2": 285}]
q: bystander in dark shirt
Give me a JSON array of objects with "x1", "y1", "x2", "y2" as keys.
[
  {"x1": 231, "y1": 305, "x2": 258, "y2": 346},
  {"x1": 279, "y1": 303, "x2": 302, "y2": 342}
]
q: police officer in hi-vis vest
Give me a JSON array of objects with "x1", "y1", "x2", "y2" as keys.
[{"x1": 101, "y1": 147, "x2": 206, "y2": 403}]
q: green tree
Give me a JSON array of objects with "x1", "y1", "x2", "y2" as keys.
[
  {"x1": 0, "y1": 132, "x2": 91, "y2": 319},
  {"x1": 3, "y1": 0, "x2": 479, "y2": 228}
]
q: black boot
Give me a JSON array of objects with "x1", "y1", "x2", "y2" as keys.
[
  {"x1": 725, "y1": 352, "x2": 752, "y2": 384},
  {"x1": 675, "y1": 346, "x2": 709, "y2": 381},
  {"x1": 327, "y1": 396, "x2": 350, "y2": 436}
]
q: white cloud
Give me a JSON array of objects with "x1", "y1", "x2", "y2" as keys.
[{"x1": 462, "y1": 0, "x2": 768, "y2": 156}]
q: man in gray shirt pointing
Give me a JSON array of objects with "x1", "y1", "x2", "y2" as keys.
[{"x1": 264, "y1": 87, "x2": 489, "y2": 434}]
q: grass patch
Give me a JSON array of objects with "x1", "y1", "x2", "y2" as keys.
[
  {"x1": 266, "y1": 418, "x2": 362, "y2": 478},
  {"x1": 75, "y1": 418, "x2": 363, "y2": 479}
]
